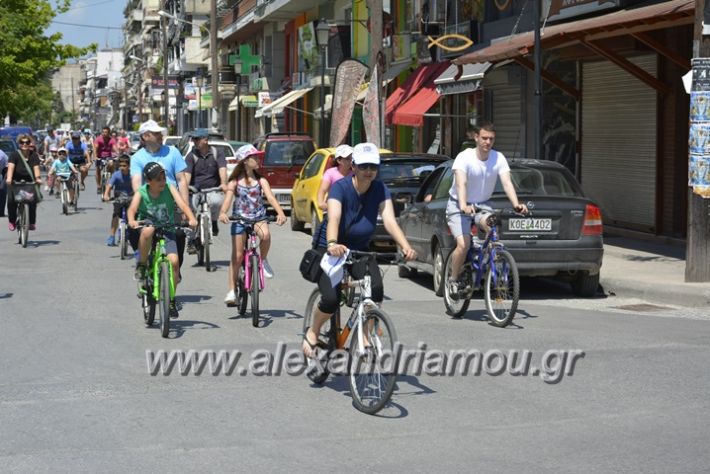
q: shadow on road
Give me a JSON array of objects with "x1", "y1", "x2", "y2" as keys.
[
  {"x1": 168, "y1": 319, "x2": 221, "y2": 338},
  {"x1": 30, "y1": 240, "x2": 61, "y2": 247},
  {"x1": 179, "y1": 294, "x2": 213, "y2": 304},
  {"x1": 0, "y1": 293, "x2": 13, "y2": 299}
]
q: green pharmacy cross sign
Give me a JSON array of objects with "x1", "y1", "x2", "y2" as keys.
[{"x1": 229, "y1": 45, "x2": 261, "y2": 74}]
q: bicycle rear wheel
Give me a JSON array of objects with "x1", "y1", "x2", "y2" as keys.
[
  {"x1": 159, "y1": 261, "x2": 171, "y2": 338},
  {"x1": 61, "y1": 187, "x2": 68, "y2": 215},
  {"x1": 19, "y1": 204, "x2": 28, "y2": 248},
  {"x1": 250, "y1": 253, "x2": 260, "y2": 327},
  {"x1": 484, "y1": 249, "x2": 519, "y2": 327},
  {"x1": 348, "y1": 308, "x2": 398, "y2": 415},
  {"x1": 443, "y1": 252, "x2": 471, "y2": 318}
]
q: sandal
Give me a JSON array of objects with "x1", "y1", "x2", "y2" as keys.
[{"x1": 302, "y1": 327, "x2": 320, "y2": 358}]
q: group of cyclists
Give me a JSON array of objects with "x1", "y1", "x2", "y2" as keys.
[{"x1": 3, "y1": 118, "x2": 528, "y2": 360}]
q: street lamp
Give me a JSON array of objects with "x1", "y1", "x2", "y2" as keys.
[
  {"x1": 316, "y1": 20, "x2": 330, "y2": 147},
  {"x1": 129, "y1": 56, "x2": 146, "y2": 124},
  {"x1": 195, "y1": 73, "x2": 204, "y2": 129},
  {"x1": 234, "y1": 58, "x2": 242, "y2": 141}
]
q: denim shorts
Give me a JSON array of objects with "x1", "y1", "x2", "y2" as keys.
[
  {"x1": 230, "y1": 222, "x2": 246, "y2": 236},
  {"x1": 446, "y1": 198, "x2": 493, "y2": 238}
]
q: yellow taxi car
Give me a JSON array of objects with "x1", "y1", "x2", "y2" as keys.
[{"x1": 290, "y1": 147, "x2": 391, "y2": 232}]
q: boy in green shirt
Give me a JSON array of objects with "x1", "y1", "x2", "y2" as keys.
[{"x1": 128, "y1": 162, "x2": 197, "y2": 318}]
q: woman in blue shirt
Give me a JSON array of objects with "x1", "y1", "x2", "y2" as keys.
[{"x1": 303, "y1": 143, "x2": 417, "y2": 357}]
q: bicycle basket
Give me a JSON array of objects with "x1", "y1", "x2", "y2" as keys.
[{"x1": 13, "y1": 184, "x2": 37, "y2": 203}]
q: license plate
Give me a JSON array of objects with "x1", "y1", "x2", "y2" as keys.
[
  {"x1": 508, "y1": 218, "x2": 552, "y2": 231},
  {"x1": 277, "y1": 194, "x2": 290, "y2": 204}
]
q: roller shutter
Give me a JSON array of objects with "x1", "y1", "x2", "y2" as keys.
[
  {"x1": 483, "y1": 66, "x2": 525, "y2": 158},
  {"x1": 581, "y1": 55, "x2": 657, "y2": 231}
]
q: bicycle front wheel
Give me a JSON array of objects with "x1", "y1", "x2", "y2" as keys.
[
  {"x1": 484, "y1": 249, "x2": 519, "y2": 328},
  {"x1": 61, "y1": 188, "x2": 68, "y2": 215},
  {"x1": 250, "y1": 253, "x2": 260, "y2": 327},
  {"x1": 202, "y1": 214, "x2": 211, "y2": 271},
  {"x1": 443, "y1": 251, "x2": 471, "y2": 318},
  {"x1": 119, "y1": 221, "x2": 128, "y2": 260},
  {"x1": 159, "y1": 261, "x2": 171, "y2": 338},
  {"x1": 20, "y1": 204, "x2": 28, "y2": 248},
  {"x1": 348, "y1": 308, "x2": 398, "y2": 415},
  {"x1": 143, "y1": 290, "x2": 156, "y2": 326}
]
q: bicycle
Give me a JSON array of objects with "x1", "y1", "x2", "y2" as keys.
[
  {"x1": 97, "y1": 157, "x2": 113, "y2": 195},
  {"x1": 136, "y1": 221, "x2": 186, "y2": 338},
  {"x1": 11, "y1": 180, "x2": 37, "y2": 248},
  {"x1": 302, "y1": 251, "x2": 400, "y2": 415},
  {"x1": 227, "y1": 214, "x2": 276, "y2": 327},
  {"x1": 189, "y1": 185, "x2": 222, "y2": 271},
  {"x1": 57, "y1": 172, "x2": 78, "y2": 215},
  {"x1": 107, "y1": 194, "x2": 132, "y2": 259},
  {"x1": 443, "y1": 210, "x2": 520, "y2": 327}
]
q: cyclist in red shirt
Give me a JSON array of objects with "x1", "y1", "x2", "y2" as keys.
[{"x1": 94, "y1": 126, "x2": 117, "y2": 194}]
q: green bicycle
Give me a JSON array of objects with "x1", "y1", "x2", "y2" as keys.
[{"x1": 137, "y1": 221, "x2": 183, "y2": 338}]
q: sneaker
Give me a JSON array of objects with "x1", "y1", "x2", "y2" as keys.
[
  {"x1": 81, "y1": 183, "x2": 85, "y2": 191},
  {"x1": 186, "y1": 240, "x2": 198, "y2": 255},
  {"x1": 97, "y1": 187, "x2": 101, "y2": 195},
  {"x1": 169, "y1": 300, "x2": 179, "y2": 318},
  {"x1": 212, "y1": 220, "x2": 219, "y2": 236},
  {"x1": 49, "y1": 189, "x2": 54, "y2": 196},
  {"x1": 224, "y1": 290, "x2": 237, "y2": 306},
  {"x1": 262, "y1": 259, "x2": 274, "y2": 279},
  {"x1": 8, "y1": 222, "x2": 16, "y2": 231},
  {"x1": 44, "y1": 185, "x2": 49, "y2": 191},
  {"x1": 106, "y1": 235, "x2": 116, "y2": 246},
  {"x1": 134, "y1": 264, "x2": 146, "y2": 282},
  {"x1": 447, "y1": 278, "x2": 460, "y2": 301},
  {"x1": 29, "y1": 224, "x2": 36, "y2": 231}
]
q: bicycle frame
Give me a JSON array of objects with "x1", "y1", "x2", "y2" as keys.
[
  {"x1": 242, "y1": 227, "x2": 264, "y2": 292},
  {"x1": 148, "y1": 236, "x2": 175, "y2": 303},
  {"x1": 334, "y1": 274, "x2": 374, "y2": 353},
  {"x1": 462, "y1": 217, "x2": 511, "y2": 293}
]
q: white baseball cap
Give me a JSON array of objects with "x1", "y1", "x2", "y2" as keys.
[
  {"x1": 138, "y1": 119, "x2": 165, "y2": 136},
  {"x1": 352, "y1": 142, "x2": 380, "y2": 166},
  {"x1": 235, "y1": 144, "x2": 264, "y2": 162},
  {"x1": 334, "y1": 144, "x2": 353, "y2": 159}
]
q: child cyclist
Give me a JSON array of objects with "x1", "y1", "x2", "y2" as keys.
[
  {"x1": 48, "y1": 147, "x2": 79, "y2": 203},
  {"x1": 102, "y1": 155, "x2": 134, "y2": 246},
  {"x1": 128, "y1": 162, "x2": 197, "y2": 318},
  {"x1": 219, "y1": 144, "x2": 287, "y2": 306}
]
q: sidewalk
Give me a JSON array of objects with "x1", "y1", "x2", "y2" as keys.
[{"x1": 600, "y1": 236, "x2": 710, "y2": 307}]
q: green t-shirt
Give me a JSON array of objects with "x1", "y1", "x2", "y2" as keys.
[{"x1": 137, "y1": 184, "x2": 175, "y2": 226}]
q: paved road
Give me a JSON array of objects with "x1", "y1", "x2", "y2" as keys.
[{"x1": 1, "y1": 182, "x2": 709, "y2": 472}]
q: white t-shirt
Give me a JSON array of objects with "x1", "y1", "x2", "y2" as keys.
[{"x1": 449, "y1": 148, "x2": 510, "y2": 203}]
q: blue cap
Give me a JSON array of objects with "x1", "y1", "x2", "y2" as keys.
[
  {"x1": 191, "y1": 129, "x2": 209, "y2": 139},
  {"x1": 71, "y1": 131, "x2": 81, "y2": 138}
]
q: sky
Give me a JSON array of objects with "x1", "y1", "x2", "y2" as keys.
[{"x1": 45, "y1": 0, "x2": 126, "y2": 52}]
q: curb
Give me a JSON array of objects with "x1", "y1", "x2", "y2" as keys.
[{"x1": 600, "y1": 276, "x2": 710, "y2": 308}]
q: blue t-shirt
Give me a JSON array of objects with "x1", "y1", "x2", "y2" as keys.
[
  {"x1": 130, "y1": 145, "x2": 186, "y2": 188},
  {"x1": 109, "y1": 171, "x2": 133, "y2": 197},
  {"x1": 51, "y1": 159, "x2": 74, "y2": 175},
  {"x1": 66, "y1": 141, "x2": 87, "y2": 165},
  {"x1": 316, "y1": 177, "x2": 391, "y2": 251}
]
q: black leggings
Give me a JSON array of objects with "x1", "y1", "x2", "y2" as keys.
[
  {"x1": 317, "y1": 258, "x2": 383, "y2": 314},
  {"x1": 7, "y1": 192, "x2": 37, "y2": 225},
  {"x1": 128, "y1": 227, "x2": 186, "y2": 267}
]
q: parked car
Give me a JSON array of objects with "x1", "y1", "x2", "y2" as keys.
[
  {"x1": 128, "y1": 132, "x2": 141, "y2": 153},
  {"x1": 164, "y1": 135, "x2": 181, "y2": 147},
  {"x1": 290, "y1": 146, "x2": 393, "y2": 232},
  {"x1": 0, "y1": 126, "x2": 33, "y2": 141},
  {"x1": 253, "y1": 132, "x2": 316, "y2": 211},
  {"x1": 181, "y1": 140, "x2": 237, "y2": 174},
  {"x1": 0, "y1": 138, "x2": 18, "y2": 154},
  {"x1": 397, "y1": 159, "x2": 604, "y2": 297}
]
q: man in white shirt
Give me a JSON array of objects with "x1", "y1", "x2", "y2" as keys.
[{"x1": 446, "y1": 121, "x2": 528, "y2": 291}]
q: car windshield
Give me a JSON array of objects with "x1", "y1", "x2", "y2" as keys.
[
  {"x1": 379, "y1": 160, "x2": 438, "y2": 181},
  {"x1": 493, "y1": 166, "x2": 581, "y2": 197},
  {"x1": 0, "y1": 141, "x2": 15, "y2": 153},
  {"x1": 264, "y1": 140, "x2": 314, "y2": 166}
]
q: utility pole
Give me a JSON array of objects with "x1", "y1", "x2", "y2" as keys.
[
  {"x1": 210, "y1": 0, "x2": 220, "y2": 131},
  {"x1": 71, "y1": 77, "x2": 76, "y2": 127},
  {"x1": 367, "y1": 0, "x2": 384, "y2": 145},
  {"x1": 533, "y1": 0, "x2": 542, "y2": 161},
  {"x1": 162, "y1": 0, "x2": 170, "y2": 132},
  {"x1": 687, "y1": 0, "x2": 710, "y2": 281}
]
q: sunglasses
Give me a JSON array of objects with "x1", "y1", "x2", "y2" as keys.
[
  {"x1": 356, "y1": 163, "x2": 379, "y2": 171},
  {"x1": 58, "y1": 151, "x2": 67, "y2": 155},
  {"x1": 19, "y1": 140, "x2": 31, "y2": 145}
]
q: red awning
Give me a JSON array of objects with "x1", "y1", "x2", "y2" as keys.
[
  {"x1": 391, "y1": 87, "x2": 440, "y2": 128},
  {"x1": 453, "y1": 0, "x2": 693, "y2": 66},
  {"x1": 385, "y1": 61, "x2": 450, "y2": 125}
]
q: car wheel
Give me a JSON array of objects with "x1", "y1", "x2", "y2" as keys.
[
  {"x1": 290, "y1": 198, "x2": 305, "y2": 232},
  {"x1": 572, "y1": 271, "x2": 600, "y2": 297},
  {"x1": 433, "y1": 244, "x2": 445, "y2": 297},
  {"x1": 398, "y1": 264, "x2": 416, "y2": 278}
]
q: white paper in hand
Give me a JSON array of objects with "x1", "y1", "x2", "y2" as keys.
[{"x1": 320, "y1": 249, "x2": 350, "y2": 288}]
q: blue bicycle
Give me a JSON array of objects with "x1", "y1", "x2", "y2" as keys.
[{"x1": 443, "y1": 210, "x2": 520, "y2": 327}]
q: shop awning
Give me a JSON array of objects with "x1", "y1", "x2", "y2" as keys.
[
  {"x1": 453, "y1": 0, "x2": 693, "y2": 66},
  {"x1": 255, "y1": 87, "x2": 313, "y2": 118},
  {"x1": 434, "y1": 62, "x2": 490, "y2": 96},
  {"x1": 391, "y1": 73, "x2": 442, "y2": 128},
  {"x1": 385, "y1": 61, "x2": 450, "y2": 125},
  {"x1": 228, "y1": 94, "x2": 259, "y2": 111}
]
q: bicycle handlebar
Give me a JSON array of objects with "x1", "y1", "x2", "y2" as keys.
[
  {"x1": 227, "y1": 215, "x2": 276, "y2": 224},
  {"x1": 348, "y1": 250, "x2": 403, "y2": 264},
  {"x1": 189, "y1": 185, "x2": 223, "y2": 194}
]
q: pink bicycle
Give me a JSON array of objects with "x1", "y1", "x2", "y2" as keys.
[{"x1": 228, "y1": 214, "x2": 276, "y2": 327}]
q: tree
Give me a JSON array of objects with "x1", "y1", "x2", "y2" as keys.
[{"x1": 0, "y1": 0, "x2": 95, "y2": 121}]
